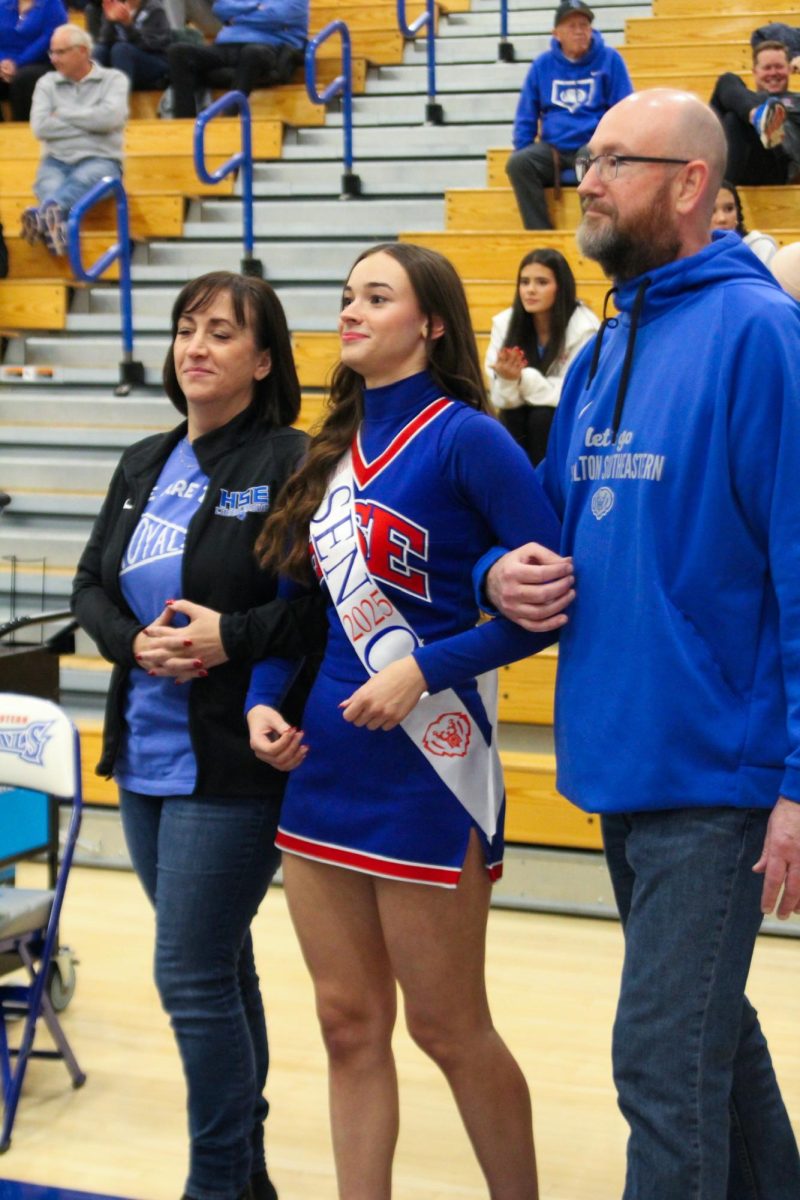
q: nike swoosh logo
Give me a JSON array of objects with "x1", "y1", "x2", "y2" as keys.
[
  {"x1": 123, "y1": 498, "x2": 134, "y2": 509},
  {"x1": 578, "y1": 401, "x2": 593, "y2": 419}
]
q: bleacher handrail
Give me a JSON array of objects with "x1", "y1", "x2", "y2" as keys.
[
  {"x1": 498, "y1": 0, "x2": 515, "y2": 61},
  {"x1": 194, "y1": 90, "x2": 262, "y2": 276},
  {"x1": 305, "y1": 20, "x2": 361, "y2": 197},
  {"x1": 67, "y1": 175, "x2": 144, "y2": 393},
  {"x1": 396, "y1": 0, "x2": 443, "y2": 123}
]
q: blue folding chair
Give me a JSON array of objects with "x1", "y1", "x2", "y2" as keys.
[{"x1": 0, "y1": 693, "x2": 86, "y2": 1153}]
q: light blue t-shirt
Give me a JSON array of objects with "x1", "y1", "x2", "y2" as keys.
[{"x1": 115, "y1": 438, "x2": 210, "y2": 795}]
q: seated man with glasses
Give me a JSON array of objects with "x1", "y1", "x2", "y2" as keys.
[
  {"x1": 505, "y1": 0, "x2": 632, "y2": 230},
  {"x1": 21, "y1": 22, "x2": 128, "y2": 254},
  {"x1": 710, "y1": 38, "x2": 800, "y2": 185}
]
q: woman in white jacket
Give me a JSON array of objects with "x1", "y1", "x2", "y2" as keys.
[{"x1": 485, "y1": 247, "x2": 599, "y2": 464}]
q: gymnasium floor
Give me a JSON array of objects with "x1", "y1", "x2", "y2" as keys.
[{"x1": 2, "y1": 862, "x2": 798, "y2": 1200}]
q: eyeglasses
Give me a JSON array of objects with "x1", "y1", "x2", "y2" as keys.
[
  {"x1": 574, "y1": 153, "x2": 691, "y2": 183},
  {"x1": 49, "y1": 45, "x2": 79, "y2": 58}
]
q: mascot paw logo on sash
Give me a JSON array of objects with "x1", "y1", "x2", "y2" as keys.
[{"x1": 423, "y1": 712, "x2": 471, "y2": 758}]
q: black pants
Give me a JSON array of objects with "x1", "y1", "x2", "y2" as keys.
[
  {"x1": 709, "y1": 72, "x2": 791, "y2": 185},
  {"x1": 0, "y1": 61, "x2": 51, "y2": 121},
  {"x1": 500, "y1": 406, "x2": 555, "y2": 467},
  {"x1": 167, "y1": 41, "x2": 288, "y2": 118}
]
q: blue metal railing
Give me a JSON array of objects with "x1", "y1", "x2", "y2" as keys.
[
  {"x1": 305, "y1": 21, "x2": 361, "y2": 198},
  {"x1": 67, "y1": 175, "x2": 144, "y2": 394},
  {"x1": 194, "y1": 90, "x2": 262, "y2": 276},
  {"x1": 498, "y1": 0, "x2": 515, "y2": 61},
  {"x1": 397, "y1": 0, "x2": 443, "y2": 124}
]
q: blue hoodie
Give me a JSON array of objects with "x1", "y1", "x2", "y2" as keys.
[
  {"x1": 0, "y1": 0, "x2": 66, "y2": 67},
  {"x1": 212, "y1": 0, "x2": 307, "y2": 49},
  {"x1": 512, "y1": 29, "x2": 632, "y2": 152},
  {"x1": 537, "y1": 233, "x2": 800, "y2": 815}
]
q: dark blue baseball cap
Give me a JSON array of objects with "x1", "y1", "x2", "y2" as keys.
[{"x1": 554, "y1": 1, "x2": 594, "y2": 24}]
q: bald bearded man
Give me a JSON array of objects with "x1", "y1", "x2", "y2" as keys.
[{"x1": 480, "y1": 90, "x2": 800, "y2": 1198}]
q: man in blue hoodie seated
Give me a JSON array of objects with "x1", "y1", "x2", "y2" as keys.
[
  {"x1": 166, "y1": 0, "x2": 306, "y2": 118},
  {"x1": 481, "y1": 89, "x2": 800, "y2": 1198},
  {"x1": 505, "y1": 0, "x2": 632, "y2": 230}
]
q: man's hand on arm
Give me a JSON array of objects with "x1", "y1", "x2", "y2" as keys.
[
  {"x1": 753, "y1": 796, "x2": 800, "y2": 919},
  {"x1": 486, "y1": 543, "x2": 575, "y2": 632}
]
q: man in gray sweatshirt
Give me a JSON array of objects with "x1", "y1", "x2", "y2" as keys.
[{"x1": 22, "y1": 23, "x2": 128, "y2": 254}]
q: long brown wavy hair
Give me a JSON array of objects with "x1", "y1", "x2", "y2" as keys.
[{"x1": 255, "y1": 242, "x2": 489, "y2": 582}]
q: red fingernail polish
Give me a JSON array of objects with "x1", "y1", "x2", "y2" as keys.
[
  {"x1": 135, "y1": 653, "x2": 142, "y2": 660},
  {"x1": 148, "y1": 671, "x2": 156, "y2": 677},
  {"x1": 165, "y1": 599, "x2": 174, "y2": 605},
  {"x1": 183, "y1": 639, "x2": 193, "y2": 647},
  {"x1": 192, "y1": 659, "x2": 203, "y2": 668},
  {"x1": 198, "y1": 670, "x2": 208, "y2": 678}
]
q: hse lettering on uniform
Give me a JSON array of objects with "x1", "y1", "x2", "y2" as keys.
[{"x1": 215, "y1": 485, "x2": 270, "y2": 520}]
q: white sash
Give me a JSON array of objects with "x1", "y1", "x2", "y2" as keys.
[{"x1": 309, "y1": 430, "x2": 505, "y2": 841}]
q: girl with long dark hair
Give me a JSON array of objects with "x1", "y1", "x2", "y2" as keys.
[
  {"x1": 485, "y1": 247, "x2": 599, "y2": 464},
  {"x1": 245, "y1": 242, "x2": 566, "y2": 1200}
]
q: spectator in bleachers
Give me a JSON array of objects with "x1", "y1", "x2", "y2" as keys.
[
  {"x1": 0, "y1": 0, "x2": 66, "y2": 121},
  {"x1": 21, "y1": 23, "x2": 128, "y2": 254},
  {"x1": 93, "y1": 0, "x2": 170, "y2": 91},
  {"x1": 485, "y1": 247, "x2": 599, "y2": 464},
  {"x1": 710, "y1": 40, "x2": 800, "y2": 186},
  {"x1": 752, "y1": 23, "x2": 800, "y2": 69},
  {"x1": 710, "y1": 179, "x2": 777, "y2": 265},
  {"x1": 505, "y1": 0, "x2": 632, "y2": 230},
  {"x1": 165, "y1": 0, "x2": 307, "y2": 119}
]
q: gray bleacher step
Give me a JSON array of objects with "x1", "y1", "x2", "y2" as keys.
[
  {"x1": 367, "y1": 62, "x2": 529, "y2": 95},
  {"x1": 60, "y1": 661, "x2": 112, "y2": 696},
  {"x1": 281, "y1": 123, "x2": 511, "y2": 160},
  {"x1": 435, "y1": 4, "x2": 648, "y2": 37},
  {"x1": 71, "y1": 285, "x2": 342, "y2": 333},
  {"x1": 135, "y1": 239, "x2": 377, "y2": 281},
  {"x1": 248, "y1": 157, "x2": 485, "y2": 197},
  {"x1": 406, "y1": 28, "x2": 625, "y2": 66},
  {"x1": 327, "y1": 92, "x2": 521, "y2": 127},
  {"x1": 0, "y1": 423, "x2": 163, "y2": 449},
  {"x1": 1, "y1": 490, "x2": 103, "y2": 518},
  {"x1": 20, "y1": 336, "x2": 170, "y2": 369},
  {"x1": 0, "y1": 387, "x2": 173, "y2": 428},
  {"x1": 0, "y1": 520, "x2": 94, "y2": 567},
  {"x1": 0, "y1": 450, "x2": 120, "y2": 492},
  {"x1": 182, "y1": 197, "x2": 444, "y2": 238}
]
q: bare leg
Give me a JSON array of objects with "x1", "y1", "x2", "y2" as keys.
[
  {"x1": 282, "y1": 855, "x2": 398, "y2": 1200},
  {"x1": 378, "y1": 833, "x2": 538, "y2": 1200}
]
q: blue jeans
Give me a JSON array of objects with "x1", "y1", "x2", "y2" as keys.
[
  {"x1": 93, "y1": 42, "x2": 168, "y2": 89},
  {"x1": 34, "y1": 155, "x2": 122, "y2": 215},
  {"x1": 120, "y1": 790, "x2": 282, "y2": 1200},
  {"x1": 603, "y1": 807, "x2": 800, "y2": 1200}
]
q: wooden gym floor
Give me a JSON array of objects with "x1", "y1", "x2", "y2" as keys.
[{"x1": 2, "y1": 862, "x2": 798, "y2": 1200}]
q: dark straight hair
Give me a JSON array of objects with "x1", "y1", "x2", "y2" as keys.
[
  {"x1": 162, "y1": 271, "x2": 301, "y2": 427},
  {"x1": 718, "y1": 179, "x2": 748, "y2": 237},
  {"x1": 503, "y1": 248, "x2": 578, "y2": 374}
]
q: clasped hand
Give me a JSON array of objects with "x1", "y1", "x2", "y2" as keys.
[
  {"x1": 132, "y1": 598, "x2": 228, "y2": 683},
  {"x1": 494, "y1": 345, "x2": 528, "y2": 382}
]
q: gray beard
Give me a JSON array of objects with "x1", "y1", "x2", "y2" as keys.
[{"x1": 577, "y1": 215, "x2": 681, "y2": 283}]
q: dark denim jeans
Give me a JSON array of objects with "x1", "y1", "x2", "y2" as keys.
[
  {"x1": 603, "y1": 807, "x2": 800, "y2": 1200},
  {"x1": 120, "y1": 789, "x2": 281, "y2": 1200}
]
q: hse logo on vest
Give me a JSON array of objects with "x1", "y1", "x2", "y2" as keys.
[
  {"x1": 550, "y1": 78, "x2": 595, "y2": 112},
  {"x1": 215, "y1": 485, "x2": 270, "y2": 520}
]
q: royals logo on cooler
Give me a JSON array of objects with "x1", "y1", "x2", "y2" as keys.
[
  {"x1": 0, "y1": 720, "x2": 54, "y2": 766},
  {"x1": 422, "y1": 712, "x2": 472, "y2": 758}
]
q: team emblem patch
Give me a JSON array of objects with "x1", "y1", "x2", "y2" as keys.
[
  {"x1": 0, "y1": 720, "x2": 54, "y2": 766},
  {"x1": 591, "y1": 486, "x2": 615, "y2": 520},
  {"x1": 215, "y1": 485, "x2": 270, "y2": 520},
  {"x1": 423, "y1": 712, "x2": 472, "y2": 758},
  {"x1": 550, "y1": 77, "x2": 595, "y2": 113}
]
